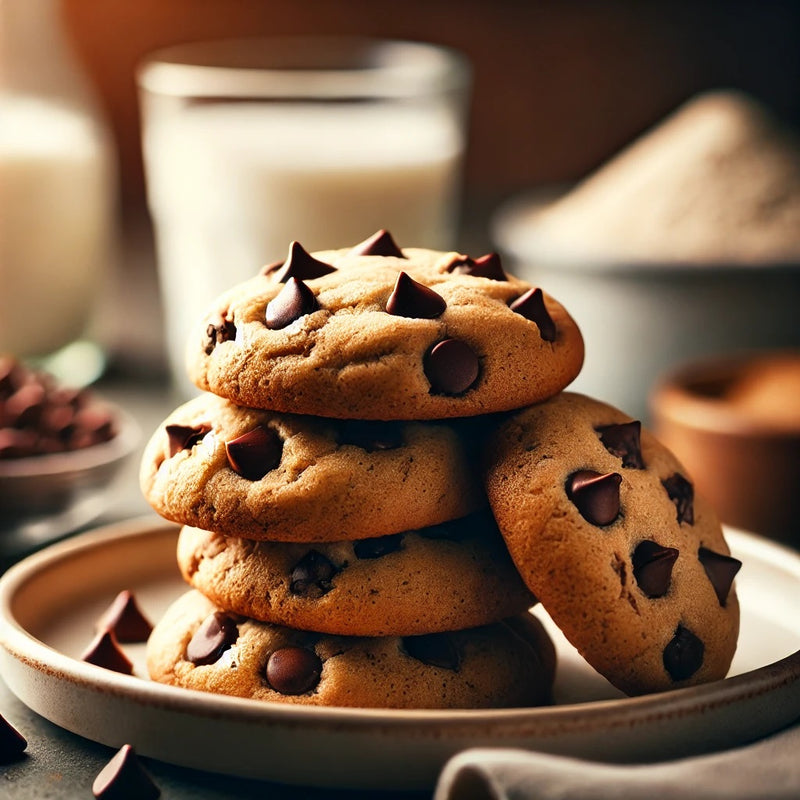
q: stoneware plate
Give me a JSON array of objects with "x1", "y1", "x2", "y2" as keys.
[{"x1": 0, "y1": 517, "x2": 798, "y2": 791}]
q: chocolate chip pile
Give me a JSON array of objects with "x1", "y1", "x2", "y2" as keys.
[
  {"x1": 136, "y1": 230, "x2": 741, "y2": 704},
  {"x1": 0, "y1": 356, "x2": 116, "y2": 459}
]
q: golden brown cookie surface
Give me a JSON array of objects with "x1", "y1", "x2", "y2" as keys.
[
  {"x1": 146, "y1": 590, "x2": 555, "y2": 709},
  {"x1": 140, "y1": 393, "x2": 485, "y2": 541},
  {"x1": 185, "y1": 241, "x2": 584, "y2": 420},
  {"x1": 176, "y1": 511, "x2": 536, "y2": 636},
  {"x1": 484, "y1": 392, "x2": 741, "y2": 696}
]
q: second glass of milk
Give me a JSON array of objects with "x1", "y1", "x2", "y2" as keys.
[{"x1": 137, "y1": 37, "x2": 471, "y2": 395}]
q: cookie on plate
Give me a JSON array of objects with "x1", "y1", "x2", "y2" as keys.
[
  {"x1": 140, "y1": 393, "x2": 485, "y2": 541},
  {"x1": 176, "y1": 510, "x2": 536, "y2": 636},
  {"x1": 185, "y1": 235, "x2": 584, "y2": 419},
  {"x1": 146, "y1": 589, "x2": 555, "y2": 709},
  {"x1": 484, "y1": 392, "x2": 741, "y2": 696}
]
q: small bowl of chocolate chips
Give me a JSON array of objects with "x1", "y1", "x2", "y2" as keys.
[{"x1": 0, "y1": 356, "x2": 139, "y2": 551}]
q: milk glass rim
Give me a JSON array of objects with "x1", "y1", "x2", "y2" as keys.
[{"x1": 135, "y1": 36, "x2": 471, "y2": 100}]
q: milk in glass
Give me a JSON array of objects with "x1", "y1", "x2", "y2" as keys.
[{"x1": 0, "y1": 95, "x2": 114, "y2": 357}]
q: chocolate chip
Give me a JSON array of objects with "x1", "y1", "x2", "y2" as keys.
[
  {"x1": 266, "y1": 646, "x2": 322, "y2": 695},
  {"x1": 81, "y1": 630, "x2": 133, "y2": 675},
  {"x1": 6, "y1": 383, "x2": 46, "y2": 429},
  {"x1": 165, "y1": 423, "x2": 211, "y2": 457},
  {"x1": 662, "y1": 473, "x2": 694, "y2": 525},
  {"x1": 402, "y1": 633, "x2": 460, "y2": 671},
  {"x1": 386, "y1": 272, "x2": 446, "y2": 318},
  {"x1": 204, "y1": 316, "x2": 236, "y2": 355},
  {"x1": 186, "y1": 612, "x2": 238, "y2": 666},
  {"x1": 290, "y1": 551, "x2": 337, "y2": 598},
  {"x1": 353, "y1": 533, "x2": 403, "y2": 559},
  {"x1": 424, "y1": 339, "x2": 480, "y2": 395},
  {"x1": 225, "y1": 426, "x2": 283, "y2": 480},
  {"x1": 265, "y1": 277, "x2": 319, "y2": 330},
  {"x1": 596, "y1": 421, "x2": 645, "y2": 469},
  {"x1": 269, "y1": 241, "x2": 337, "y2": 283},
  {"x1": 447, "y1": 252, "x2": 507, "y2": 281},
  {"x1": 348, "y1": 229, "x2": 406, "y2": 258},
  {"x1": 336, "y1": 420, "x2": 405, "y2": 451},
  {"x1": 0, "y1": 714, "x2": 27, "y2": 763},
  {"x1": 566, "y1": 470, "x2": 622, "y2": 526},
  {"x1": 663, "y1": 625, "x2": 704, "y2": 681},
  {"x1": 92, "y1": 744, "x2": 160, "y2": 800},
  {"x1": 0, "y1": 359, "x2": 119, "y2": 458},
  {"x1": 509, "y1": 288, "x2": 556, "y2": 342},
  {"x1": 0, "y1": 356, "x2": 22, "y2": 398},
  {"x1": 0, "y1": 429, "x2": 37, "y2": 458},
  {"x1": 632, "y1": 540, "x2": 679, "y2": 598},
  {"x1": 698, "y1": 547, "x2": 742, "y2": 606},
  {"x1": 95, "y1": 590, "x2": 153, "y2": 644}
]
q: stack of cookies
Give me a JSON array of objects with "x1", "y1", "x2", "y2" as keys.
[{"x1": 141, "y1": 230, "x2": 742, "y2": 705}]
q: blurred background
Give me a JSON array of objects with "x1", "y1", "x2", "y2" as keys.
[{"x1": 64, "y1": 0, "x2": 800, "y2": 230}]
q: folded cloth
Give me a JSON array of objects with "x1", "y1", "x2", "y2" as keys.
[{"x1": 434, "y1": 720, "x2": 800, "y2": 800}]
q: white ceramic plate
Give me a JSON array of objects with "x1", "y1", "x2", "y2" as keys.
[{"x1": 0, "y1": 518, "x2": 798, "y2": 791}]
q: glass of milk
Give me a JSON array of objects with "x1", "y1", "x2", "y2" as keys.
[
  {"x1": 136, "y1": 36, "x2": 471, "y2": 396},
  {"x1": 1, "y1": 0, "x2": 117, "y2": 386}
]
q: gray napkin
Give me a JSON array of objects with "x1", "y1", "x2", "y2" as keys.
[{"x1": 434, "y1": 720, "x2": 800, "y2": 800}]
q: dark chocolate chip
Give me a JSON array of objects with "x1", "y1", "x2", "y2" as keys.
[
  {"x1": 402, "y1": 633, "x2": 460, "y2": 671},
  {"x1": 81, "y1": 630, "x2": 133, "y2": 675},
  {"x1": 225, "y1": 426, "x2": 283, "y2": 480},
  {"x1": 632, "y1": 540, "x2": 679, "y2": 598},
  {"x1": 424, "y1": 339, "x2": 480, "y2": 395},
  {"x1": 386, "y1": 271, "x2": 446, "y2": 318},
  {"x1": 6, "y1": 383, "x2": 46, "y2": 428},
  {"x1": 269, "y1": 241, "x2": 337, "y2": 283},
  {"x1": 165, "y1": 423, "x2": 211, "y2": 458},
  {"x1": 348, "y1": 229, "x2": 406, "y2": 258},
  {"x1": 290, "y1": 550, "x2": 337, "y2": 598},
  {"x1": 509, "y1": 288, "x2": 556, "y2": 342},
  {"x1": 698, "y1": 547, "x2": 742, "y2": 606},
  {"x1": 596, "y1": 421, "x2": 645, "y2": 469},
  {"x1": 566, "y1": 470, "x2": 622, "y2": 526},
  {"x1": 95, "y1": 590, "x2": 153, "y2": 644},
  {"x1": 447, "y1": 252, "x2": 507, "y2": 281},
  {"x1": 0, "y1": 356, "x2": 22, "y2": 398},
  {"x1": 336, "y1": 419, "x2": 405, "y2": 451},
  {"x1": 662, "y1": 473, "x2": 694, "y2": 525},
  {"x1": 266, "y1": 646, "x2": 322, "y2": 695},
  {"x1": 204, "y1": 316, "x2": 237, "y2": 355},
  {"x1": 186, "y1": 612, "x2": 238, "y2": 666},
  {"x1": 265, "y1": 277, "x2": 319, "y2": 329},
  {"x1": 353, "y1": 533, "x2": 404, "y2": 559},
  {"x1": 0, "y1": 428, "x2": 37, "y2": 458},
  {"x1": 0, "y1": 714, "x2": 27, "y2": 763},
  {"x1": 663, "y1": 625, "x2": 704, "y2": 681},
  {"x1": 92, "y1": 744, "x2": 160, "y2": 800}
]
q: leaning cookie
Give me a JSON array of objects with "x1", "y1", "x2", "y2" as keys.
[
  {"x1": 186, "y1": 234, "x2": 584, "y2": 419},
  {"x1": 484, "y1": 392, "x2": 741, "y2": 696},
  {"x1": 146, "y1": 590, "x2": 555, "y2": 709},
  {"x1": 176, "y1": 511, "x2": 536, "y2": 637},
  {"x1": 140, "y1": 393, "x2": 485, "y2": 541}
]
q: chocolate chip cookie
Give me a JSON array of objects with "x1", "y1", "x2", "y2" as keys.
[
  {"x1": 185, "y1": 237, "x2": 584, "y2": 419},
  {"x1": 176, "y1": 510, "x2": 536, "y2": 636},
  {"x1": 484, "y1": 392, "x2": 741, "y2": 696},
  {"x1": 140, "y1": 392, "x2": 485, "y2": 541},
  {"x1": 146, "y1": 589, "x2": 555, "y2": 709}
]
